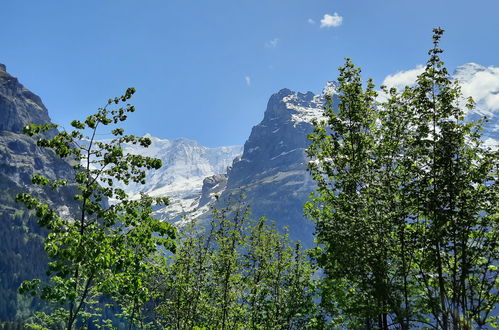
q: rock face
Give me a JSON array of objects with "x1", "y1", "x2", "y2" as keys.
[
  {"x1": 0, "y1": 65, "x2": 75, "y2": 208},
  {"x1": 0, "y1": 65, "x2": 50, "y2": 133},
  {"x1": 209, "y1": 83, "x2": 338, "y2": 246},
  {"x1": 0, "y1": 64, "x2": 75, "y2": 320},
  {"x1": 199, "y1": 174, "x2": 228, "y2": 207}
]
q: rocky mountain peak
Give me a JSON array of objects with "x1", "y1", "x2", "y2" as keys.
[
  {"x1": 215, "y1": 85, "x2": 336, "y2": 244},
  {"x1": 262, "y1": 82, "x2": 338, "y2": 128},
  {"x1": 236, "y1": 82, "x2": 337, "y2": 174},
  {"x1": 0, "y1": 64, "x2": 6, "y2": 72},
  {"x1": 322, "y1": 80, "x2": 339, "y2": 95},
  {"x1": 0, "y1": 66, "x2": 51, "y2": 133}
]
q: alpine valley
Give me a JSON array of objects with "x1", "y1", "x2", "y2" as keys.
[{"x1": 0, "y1": 62, "x2": 498, "y2": 322}]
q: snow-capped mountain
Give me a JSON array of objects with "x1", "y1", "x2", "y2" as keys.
[
  {"x1": 114, "y1": 63, "x2": 498, "y2": 245},
  {"x1": 109, "y1": 135, "x2": 242, "y2": 220},
  {"x1": 193, "y1": 82, "x2": 339, "y2": 245},
  {"x1": 454, "y1": 63, "x2": 499, "y2": 148}
]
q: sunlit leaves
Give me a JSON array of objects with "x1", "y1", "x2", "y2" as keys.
[
  {"x1": 16, "y1": 88, "x2": 176, "y2": 328},
  {"x1": 306, "y1": 29, "x2": 498, "y2": 328},
  {"x1": 153, "y1": 204, "x2": 318, "y2": 328}
]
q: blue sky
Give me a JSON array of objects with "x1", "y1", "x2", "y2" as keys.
[{"x1": 2, "y1": 1, "x2": 498, "y2": 146}]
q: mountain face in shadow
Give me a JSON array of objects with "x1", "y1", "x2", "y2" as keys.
[
  {"x1": 200, "y1": 82, "x2": 339, "y2": 246},
  {"x1": 0, "y1": 64, "x2": 75, "y2": 320}
]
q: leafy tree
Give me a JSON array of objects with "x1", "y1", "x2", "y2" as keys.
[
  {"x1": 306, "y1": 28, "x2": 498, "y2": 329},
  {"x1": 405, "y1": 28, "x2": 498, "y2": 329},
  {"x1": 306, "y1": 57, "x2": 406, "y2": 328},
  {"x1": 16, "y1": 88, "x2": 176, "y2": 329},
  {"x1": 153, "y1": 202, "x2": 318, "y2": 329},
  {"x1": 242, "y1": 217, "x2": 317, "y2": 329}
]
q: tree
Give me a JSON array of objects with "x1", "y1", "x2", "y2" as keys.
[
  {"x1": 306, "y1": 57, "x2": 408, "y2": 329},
  {"x1": 16, "y1": 88, "x2": 176, "y2": 329},
  {"x1": 405, "y1": 28, "x2": 498, "y2": 329},
  {"x1": 152, "y1": 201, "x2": 318, "y2": 329},
  {"x1": 306, "y1": 28, "x2": 498, "y2": 329}
]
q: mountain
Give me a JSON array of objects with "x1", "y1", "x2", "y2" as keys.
[
  {"x1": 195, "y1": 83, "x2": 337, "y2": 245},
  {"x1": 0, "y1": 65, "x2": 241, "y2": 322},
  {"x1": 0, "y1": 65, "x2": 75, "y2": 208},
  {"x1": 0, "y1": 64, "x2": 75, "y2": 320},
  {"x1": 105, "y1": 85, "x2": 336, "y2": 245},
  {"x1": 113, "y1": 83, "x2": 338, "y2": 246},
  {"x1": 453, "y1": 63, "x2": 499, "y2": 148},
  {"x1": 194, "y1": 64, "x2": 499, "y2": 246},
  {"x1": 105, "y1": 136, "x2": 242, "y2": 221}
]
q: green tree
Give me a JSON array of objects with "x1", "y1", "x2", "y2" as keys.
[
  {"x1": 306, "y1": 57, "x2": 407, "y2": 328},
  {"x1": 16, "y1": 88, "x2": 176, "y2": 329},
  {"x1": 241, "y1": 217, "x2": 317, "y2": 329},
  {"x1": 405, "y1": 28, "x2": 498, "y2": 329},
  {"x1": 306, "y1": 28, "x2": 498, "y2": 329},
  {"x1": 153, "y1": 202, "x2": 318, "y2": 329}
]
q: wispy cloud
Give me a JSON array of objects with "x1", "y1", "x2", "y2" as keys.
[
  {"x1": 308, "y1": 18, "x2": 315, "y2": 25},
  {"x1": 245, "y1": 76, "x2": 251, "y2": 86},
  {"x1": 265, "y1": 38, "x2": 279, "y2": 48},
  {"x1": 320, "y1": 13, "x2": 343, "y2": 28}
]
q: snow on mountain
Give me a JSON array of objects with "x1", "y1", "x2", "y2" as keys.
[
  {"x1": 106, "y1": 135, "x2": 242, "y2": 221},
  {"x1": 454, "y1": 63, "x2": 499, "y2": 147},
  {"x1": 281, "y1": 81, "x2": 338, "y2": 126},
  {"x1": 202, "y1": 84, "x2": 340, "y2": 245}
]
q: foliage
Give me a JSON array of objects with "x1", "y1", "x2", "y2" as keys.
[
  {"x1": 306, "y1": 28, "x2": 498, "y2": 329},
  {"x1": 152, "y1": 202, "x2": 320, "y2": 329},
  {"x1": 15, "y1": 88, "x2": 176, "y2": 329}
]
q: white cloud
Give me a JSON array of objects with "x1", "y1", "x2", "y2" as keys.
[
  {"x1": 382, "y1": 65, "x2": 425, "y2": 91},
  {"x1": 265, "y1": 38, "x2": 279, "y2": 48},
  {"x1": 320, "y1": 13, "x2": 343, "y2": 28},
  {"x1": 380, "y1": 63, "x2": 499, "y2": 115},
  {"x1": 308, "y1": 18, "x2": 315, "y2": 24},
  {"x1": 457, "y1": 65, "x2": 499, "y2": 112},
  {"x1": 245, "y1": 76, "x2": 251, "y2": 86},
  {"x1": 378, "y1": 63, "x2": 499, "y2": 148},
  {"x1": 377, "y1": 65, "x2": 424, "y2": 103}
]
